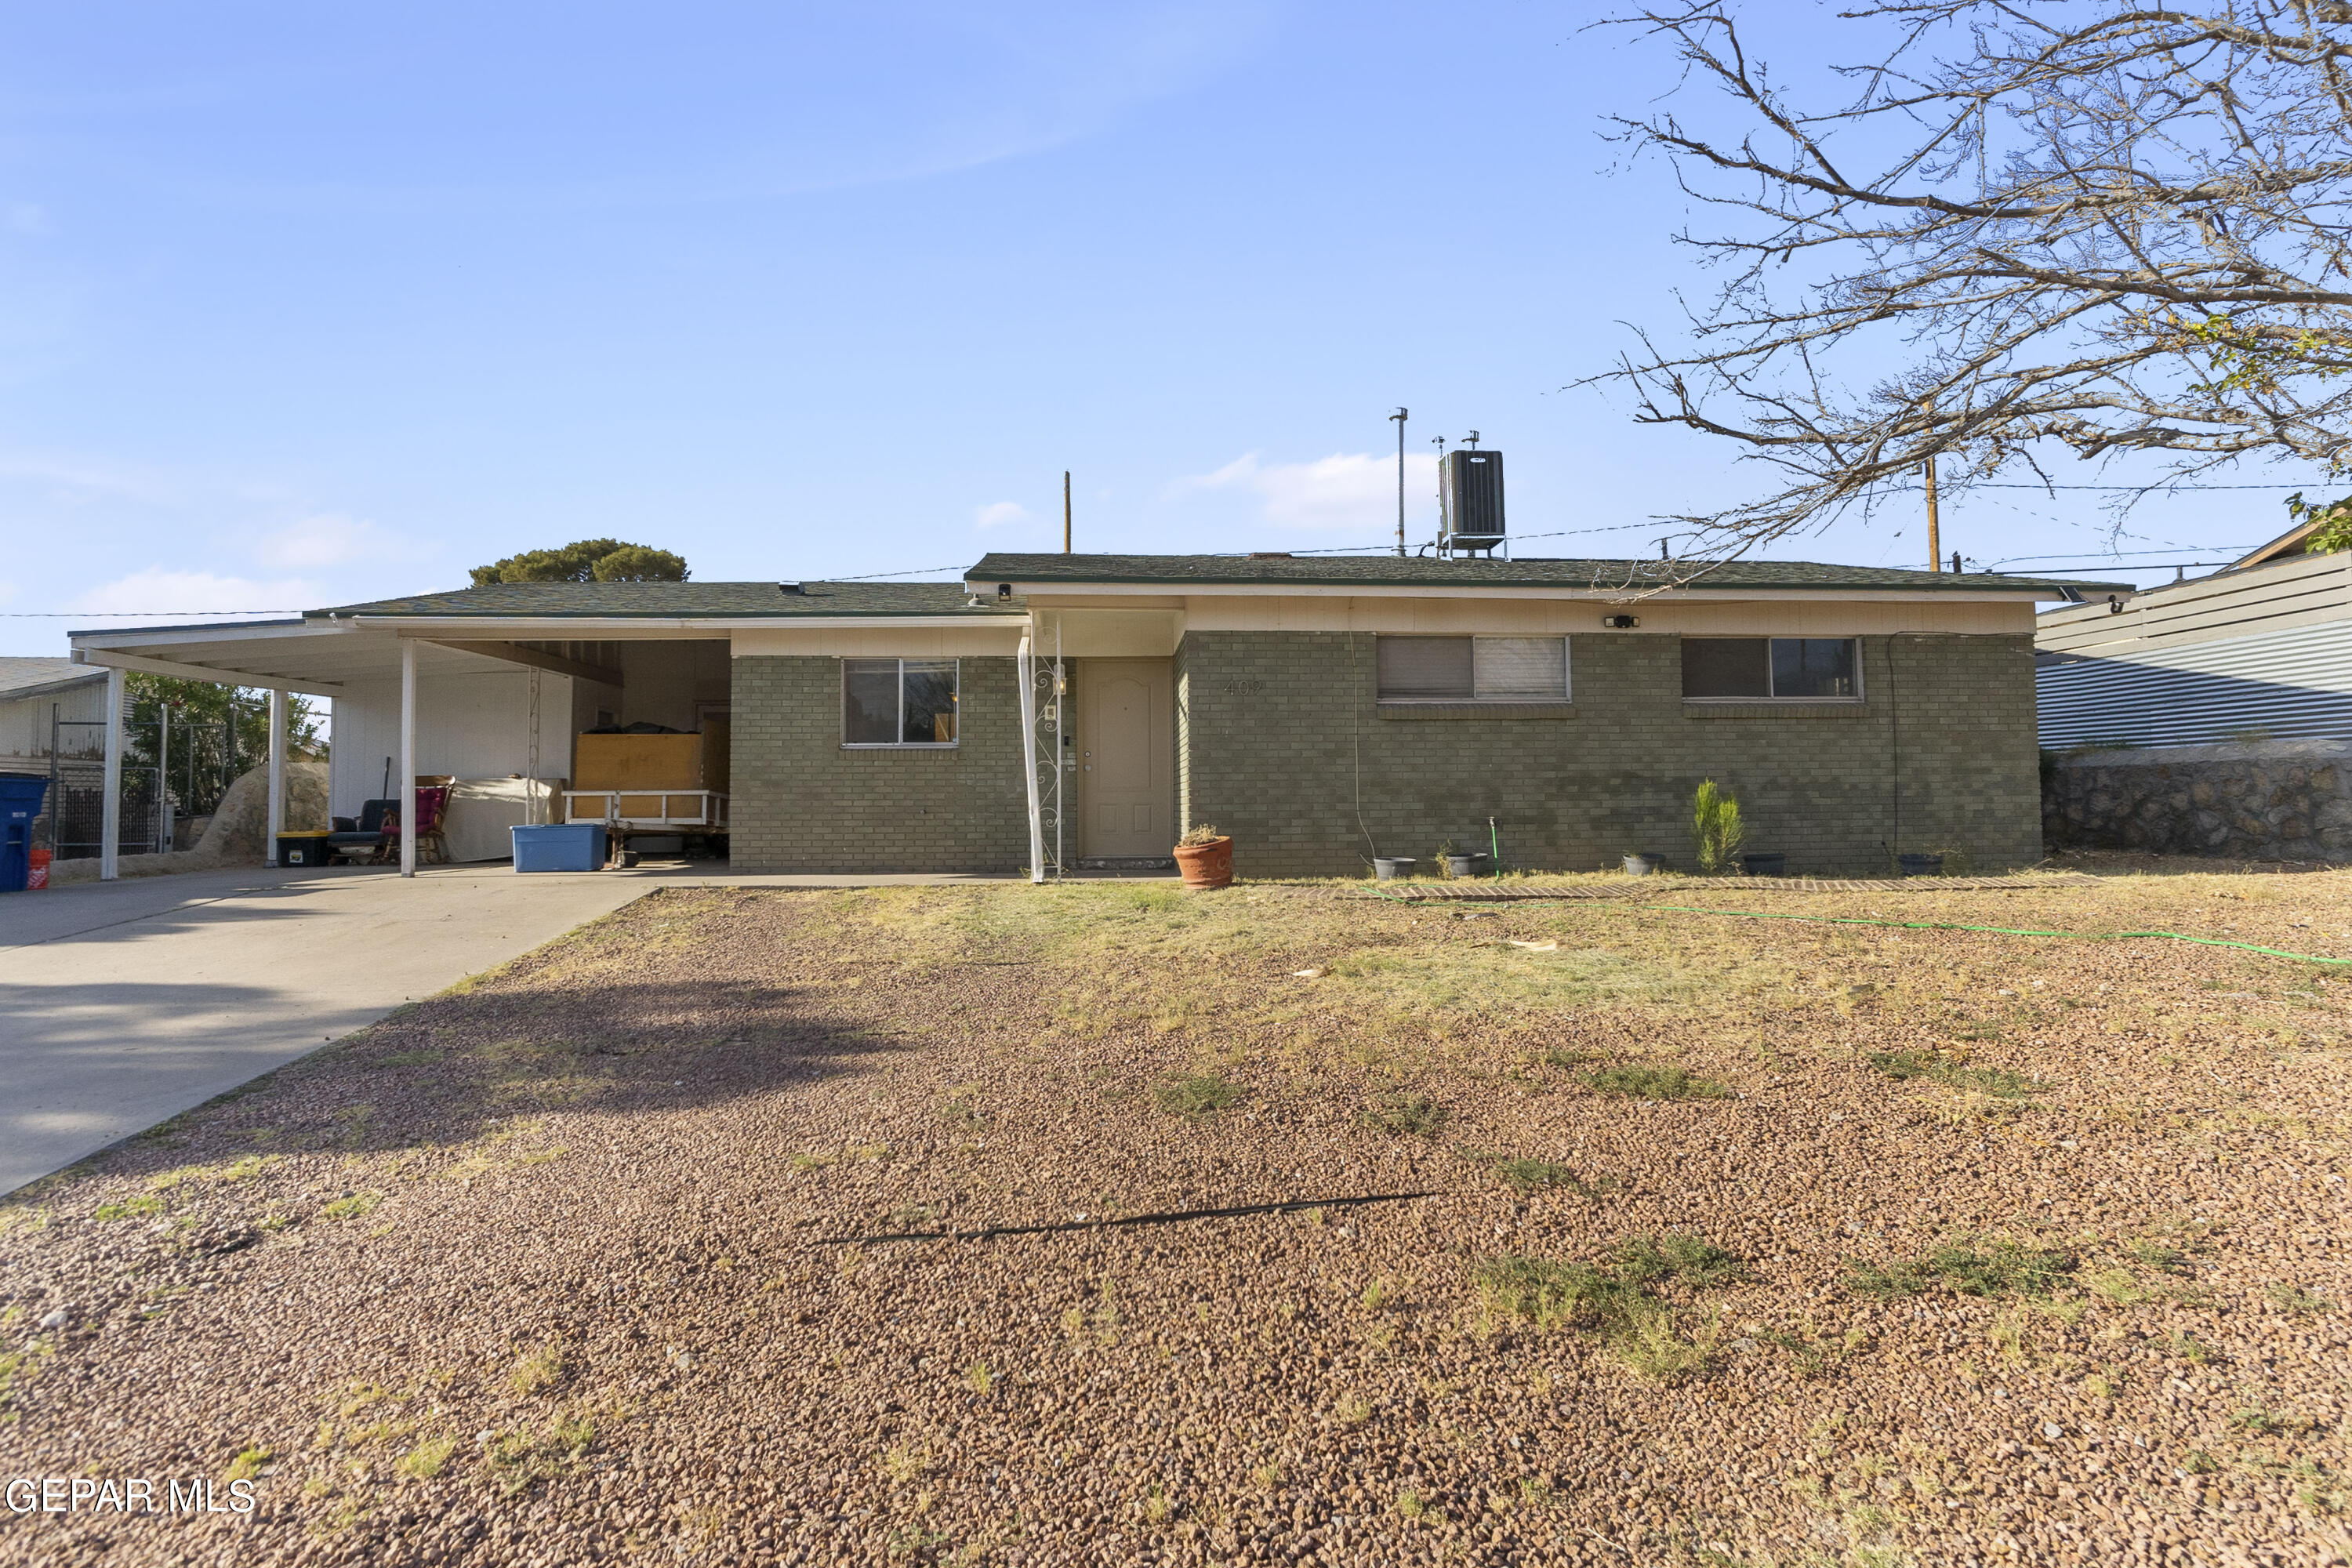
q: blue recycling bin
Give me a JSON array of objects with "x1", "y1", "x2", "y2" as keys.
[
  {"x1": 510, "y1": 822, "x2": 606, "y2": 873},
  {"x1": 0, "y1": 772, "x2": 53, "y2": 894}
]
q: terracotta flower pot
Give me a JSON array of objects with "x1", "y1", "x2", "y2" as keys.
[{"x1": 1173, "y1": 835, "x2": 1234, "y2": 890}]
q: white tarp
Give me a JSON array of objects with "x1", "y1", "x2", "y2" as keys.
[{"x1": 441, "y1": 778, "x2": 561, "y2": 863}]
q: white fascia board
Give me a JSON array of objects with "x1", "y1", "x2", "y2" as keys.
[
  {"x1": 343, "y1": 614, "x2": 1026, "y2": 636},
  {"x1": 74, "y1": 648, "x2": 343, "y2": 695},
  {"x1": 69, "y1": 618, "x2": 348, "y2": 652},
  {"x1": 999, "y1": 581, "x2": 2066, "y2": 604}
]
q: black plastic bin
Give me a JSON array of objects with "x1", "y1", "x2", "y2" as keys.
[{"x1": 276, "y1": 833, "x2": 334, "y2": 868}]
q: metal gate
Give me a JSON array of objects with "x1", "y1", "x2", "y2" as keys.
[{"x1": 45, "y1": 717, "x2": 163, "y2": 859}]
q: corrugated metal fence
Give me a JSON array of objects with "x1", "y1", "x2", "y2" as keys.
[{"x1": 2037, "y1": 619, "x2": 2352, "y2": 749}]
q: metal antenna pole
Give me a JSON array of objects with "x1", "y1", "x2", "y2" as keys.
[
  {"x1": 1063, "y1": 471, "x2": 1072, "y2": 555},
  {"x1": 1431, "y1": 435, "x2": 1447, "y2": 557},
  {"x1": 1389, "y1": 408, "x2": 1408, "y2": 557}
]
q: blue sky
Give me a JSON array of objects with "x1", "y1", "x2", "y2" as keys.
[{"x1": 0, "y1": 1, "x2": 2312, "y2": 655}]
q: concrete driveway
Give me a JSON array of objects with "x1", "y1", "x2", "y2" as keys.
[{"x1": 0, "y1": 864, "x2": 656, "y2": 1196}]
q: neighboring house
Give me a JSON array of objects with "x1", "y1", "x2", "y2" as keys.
[
  {"x1": 0, "y1": 657, "x2": 108, "y2": 773},
  {"x1": 66, "y1": 554, "x2": 2105, "y2": 878},
  {"x1": 2036, "y1": 522, "x2": 2352, "y2": 748},
  {"x1": 0, "y1": 657, "x2": 109, "y2": 855}
]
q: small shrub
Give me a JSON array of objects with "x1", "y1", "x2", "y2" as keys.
[
  {"x1": 396, "y1": 1436, "x2": 455, "y2": 1479},
  {"x1": 1177, "y1": 823, "x2": 1225, "y2": 848},
  {"x1": 1845, "y1": 1239, "x2": 2074, "y2": 1299},
  {"x1": 223, "y1": 1446, "x2": 272, "y2": 1483},
  {"x1": 880, "y1": 1442, "x2": 929, "y2": 1484},
  {"x1": 1152, "y1": 1074, "x2": 1245, "y2": 1118},
  {"x1": 1615, "y1": 1233, "x2": 1746, "y2": 1288},
  {"x1": 319, "y1": 1192, "x2": 382, "y2": 1221},
  {"x1": 1473, "y1": 1233, "x2": 1743, "y2": 1382},
  {"x1": 485, "y1": 1418, "x2": 593, "y2": 1494},
  {"x1": 2266, "y1": 1282, "x2": 2331, "y2": 1313},
  {"x1": 1867, "y1": 1050, "x2": 2038, "y2": 1100},
  {"x1": 506, "y1": 1345, "x2": 563, "y2": 1398},
  {"x1": 1586, "y1": 1063, "x2": 1730, "y2": 1101},
  {"x1": 1692, "y1": 779, "x2": 1747, "y2": 874},
  {"x1": 94, "y1": 1196, "x2": 164, "y2": 1222},
  {"x1": 1356, "y1": 1091, "x2": 1447, "y2": 1138}
]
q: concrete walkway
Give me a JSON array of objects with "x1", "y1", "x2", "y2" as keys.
[{"x1": 0, "y1": 864, "x2": 664, "y2": 1196}]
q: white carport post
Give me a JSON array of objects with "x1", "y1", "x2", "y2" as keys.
[
  {"x1": 399, "y1": 639, "x2": 417, "y2": 879},
  {"x1": 99, "y1": 666, "x2": 125, "y2": 880},
  {"x1": 266, "y1": 688, "x2": 287, "y2": 860},
  {"x1": 1017, "y1": 630, "x2": 1044, "y2": 884}
]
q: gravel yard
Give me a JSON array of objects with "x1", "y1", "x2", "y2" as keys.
[{"x1": 3, "y1": 870, "x2": 2350, "y2": 1567}]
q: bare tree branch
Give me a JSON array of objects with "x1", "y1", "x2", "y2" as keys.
[{"x1": 1583, "y1": 0, "x2": 2352, "y2": 554}]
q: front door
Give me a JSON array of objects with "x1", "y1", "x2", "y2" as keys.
[{"x1": 1079, "y1": 659, "x2": 1175, "y2": 858}]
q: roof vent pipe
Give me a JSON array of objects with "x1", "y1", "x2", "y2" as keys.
[{"x1": 779, "y1": 582, "x2": 804, "y2": 595}]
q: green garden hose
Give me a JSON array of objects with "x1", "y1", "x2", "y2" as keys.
[{"x1": 1370, "y1": 886, "x2": 2351, "y2": 966}]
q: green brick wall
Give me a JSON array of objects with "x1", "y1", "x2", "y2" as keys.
[
  {"x1": 1174, "y1": 630, "x2": 2041, "y2": 878},
  {"x1": 728, "y1": 655, "x2": 1029, "y2": 873}
]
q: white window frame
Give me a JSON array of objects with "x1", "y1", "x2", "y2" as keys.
[
  {"x1": 1374, "y1": 635, "x2": 1573, "y2": 704},
  {"x1": 840, "y1": 657, "x2": 961, "y2": 748},
  {"x1": 1681, "y1": 637, "x2": 1865, "y2": 703}
]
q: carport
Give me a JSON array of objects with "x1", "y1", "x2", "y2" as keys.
[{"x1": 67, "y1": 612, "x2": 705, "y2": 877}]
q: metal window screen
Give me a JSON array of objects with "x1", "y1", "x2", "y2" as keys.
[
  {"x1": 842, "y1": 660, "x2": 899, "y2": 744},
  {"x1": 1473, "y1": 637, "x2": 1567, "y2": 699},
  {"x1": 902, "y1": 659, "x2": 959, "y2": 743},
  {"x1": 1770, "y1": 638, "x2": 1858, "y2": 699},
  {"x1": 1682, "y1": 638, "x2": 1771, "y2": 698},
  {"x1": 1377, "y1": 637, "x2": 1474, "y2": 699}
]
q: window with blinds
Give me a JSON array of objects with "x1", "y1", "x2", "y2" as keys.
[{"x1": 1376, "y1": 637, "x2": 1570, "y2": 702}]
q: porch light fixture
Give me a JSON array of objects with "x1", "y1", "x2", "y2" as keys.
[{"x1": 1601, "y1": 614, "x2": 1639, "y2": 629}]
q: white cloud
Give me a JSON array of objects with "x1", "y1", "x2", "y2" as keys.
[
  {"x1": 1184, "y1": 450, "x2": 1436, "y2": 531},
  {"x1": 69, "y1": 568, "x2": 319, "y2": 619},
  {"x1": 255, "y1": 511, "x2": 379, "y2": 569},
  {"x1": 974, "y1": 500, "x2": 1030, "y2": 529}
]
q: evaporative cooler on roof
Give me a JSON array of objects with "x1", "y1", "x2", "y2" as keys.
[{"x1": 1439, "y1": 448, "x2": 1505, "y2": 553}]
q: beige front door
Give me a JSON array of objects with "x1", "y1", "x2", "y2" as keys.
[{"x1": 1079, "y1": 659, "x2": 1175, "y2": 857}]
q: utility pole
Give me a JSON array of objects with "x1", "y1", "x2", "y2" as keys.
[
  {"x1": 1924, "y1": 457, "x2": 1942, "y2": 572},
  {"x1": 1063, "y1": 472, "x2": 1072, "y2": 554},
  {"x1": 1389, "y1": 408, "x2": 1408, "y2": 557}
]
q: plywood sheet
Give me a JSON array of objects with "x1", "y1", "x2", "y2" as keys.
[{"x1": 575, "y1": 733, "x2": 703, "y2": 790}]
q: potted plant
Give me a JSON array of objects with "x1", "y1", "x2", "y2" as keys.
[
  {"x1": 1432, "y1": 838, "x2": 1486, "y2": 878},
  {"x1": 1622, "y1": 851, "x2": 1668, "y2": 876},
  {"x1": 1174, "y1": 822, "x2": 1234, "y2": 890},
  {"x1": 1692, "y1": 779, "x2": 1747, "y2": 875}
]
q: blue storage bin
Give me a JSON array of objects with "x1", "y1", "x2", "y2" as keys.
[{"x1": 511, "y1": 822, "x2": 606, "y2": 873}]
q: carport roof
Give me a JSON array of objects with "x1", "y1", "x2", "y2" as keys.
[{"x1": 310, "y1": 580, "x2": 1023, "y2": 619}]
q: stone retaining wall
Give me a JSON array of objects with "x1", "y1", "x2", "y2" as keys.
[{"x1": 2041, "y1": 739, "x2": 2352, "y2": 860}]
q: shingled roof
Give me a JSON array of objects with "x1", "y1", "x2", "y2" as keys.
[
  {"x1": 965, "y1": 552, "x2": 2124, "y2": 594},
  {"x1": 310, "y1": 581, "x2": 1022, "y2": 619}
]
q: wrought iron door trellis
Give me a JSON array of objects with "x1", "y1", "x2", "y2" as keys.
[{"x1": 1029, "y1": 634, "x2": 1066, "y2": 879}]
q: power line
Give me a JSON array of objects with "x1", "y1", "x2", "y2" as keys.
[{"x1": 2, "y1": 610, "x2": 303, "y2": 617}]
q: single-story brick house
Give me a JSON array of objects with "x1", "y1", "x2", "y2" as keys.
[{"x1": 66, "y1": 554, "x2": 2119, "y2": 878}]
